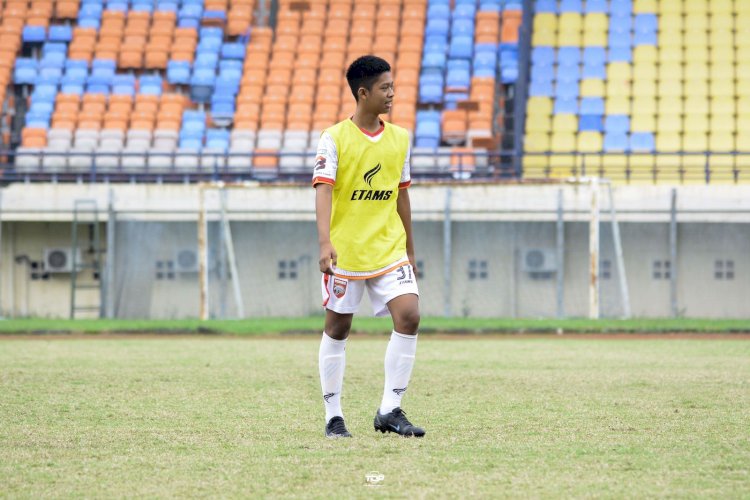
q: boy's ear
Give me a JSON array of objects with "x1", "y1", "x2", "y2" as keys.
[{"x1": 357, "y1": 86, "x2": 368, "y2": 100}]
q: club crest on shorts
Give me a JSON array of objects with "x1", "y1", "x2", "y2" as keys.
[{"x1": 333, "y1": 277, "x2": 348, "y2": 298}]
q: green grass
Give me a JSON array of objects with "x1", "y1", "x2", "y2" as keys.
[
  {"x1": 1, "y1": 337, "x2": 748, "y2": 497},
  {"x1": 2, "y1": 316, "x2": 750, "y2": 334}
]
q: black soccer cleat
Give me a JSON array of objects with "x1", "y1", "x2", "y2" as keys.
[
  {"x1": 325, "y1": 416, "x2": 352, "y2": 438},
  {"x1": 374, "y1": 407, "x2": 425, "y2": 437}
]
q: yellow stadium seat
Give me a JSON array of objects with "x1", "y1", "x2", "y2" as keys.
[
  {"x1": 708, "y1": 133, "x2": 735, "y2": 173},
  {"x1": 683, "y1": 27, "x2": 708, "y2": 46},
  {"x1": 710, "y1": 64, "x2": 735, "y2": 81},
  {"x1": 607, "y1": 62, "x2": 632, "y2": 81},
  {"x1": 658, "y1": 30, "x2": 682, "y2": 50},
  {"x1": 659, "y1": 17, "x2": 683, "y2": 33},
  {"x1": 684, "y1": 96, "x2": 710, "y2": 115},
  {"x1": 523, "y1": 155, "x2": 550, "y2": 175},
  {"x1": 527, "y1": 96, "x2": 553, "y2": 116},
  {"x1": 557, "y1": 31, "x2": 581, "y2": 47},
  {"x1": 711, "y1": 97, "x2": 736, "y2": 115},
  {"x1": 736, "y1": 62, "x2": 750, "y2": 79},
  {"x1": 658, "y1": 97, "x2": 683, "y2": 115},
  {"x1": 549, "y1": 154, "x2": 576, "y2": 177},
  {"x1": 532, "y1": 30, "x2": 556, "y2": 46},
  {"x1": 656, "y1": 133, "x2": 681, "y2": 152},
  {"x1": 709, "y1": 30, "x2": 734, "y2": 48},
  {"x1": 683, "y1": 114, "x2": 709, "y2": 134},
  {"x1": 684, "y1": 62, "x2": 709, "y2": 81},
  {"x1": 738, "y1": 132, "x2": 750, "y2": 151},
  {"x1": 533, "y1": 13, "x2": 557, "y2": 32},
  {"x1": 687, "y1": 45, "x2": 710, "y2": 63},
  {"x1": 738, "y1": 50, "x2": 750, "y2": 65},
  {"x1": 655, "y1": 132, "x2": 682, "y2": 176},
  {"x1": 583, "y1": 13, "x2": 607, "y2": 32},
  {"x1": 633, "y1": 79, "x2": 657, "y2": 98},
  {"x1": 709, "y1": 16, "x2": 734, "y2": 32},
  {"x1": 657, "y1": 114, "x2": 682, "y2": 134},
  {"x1": 685, "y1": 14, "x2": 709, "y2": 31},
  {"x1": 583, "y1": 31, "x2": 607, "y2": 47},
  {"x1": 633, "y1": 45, "x2": 657, "y2": 64},
  {"x1": 606, "y1": 96, "x2": 630, "y2": 115},
  {"x1": 682, "y1": 132, "x2": 708, "y2": 152},
  {"x1": 632, "y1": 96, "x2": 657, "y2": 115},
  {"x1": 631, "y1": 113, "x2": 656, "y2": 132},
  {"x1": 737, "y1": 114, "x2": 750, "y2": 131},
  {"x1": 738, "y1": 97, "x2": 750, "y2": 114},
  {"x1": 710, "y1": 113, "x2": 736, "y2": 134},
  {"x1": 684, "y1": 80, "x2": 709, "y2": 98},
  {"x1": 710, "y1": 0, "x2": 734, "y2": 15},
  {"x1": 710, "y1": 46, "x2": 735, "y2": 65},
  {"x1": 737, "y1": 79, "x2": 750, "y2": 97},
  {"x1": 552, "y1": 114, "x2": 577, "y2": 133},
  {"x1": 658, "y1": 79, "x2": 683, "y2": 98},
  {"x1": 658, "y1": 47, "x2": 683, "y2": 64},
  {"x1": 633, "y1": 62, "x2": 657, "y2": 80},
  {"x1": 710, "y1": 80, "x2": 735, "y2": 98},
  {"x1": 735, "y1": 30, "x2": 750, "y2": 49},
  {"x1": 601, "y1": 155, "x2": 629, "y2": 183},
  {"x1": 526, "y1": 114, "x2": 551, "y2": 133},
  {"x1": 550, "y1": 132, "x2": 576, "y2": 152},
  {"x1": 580, "y1": 79, "x2": 605, "y2": 97},
  {"x1": 558, "y1": 13, "x2": 582, "y2": 32},
  {"x1": 738, "y1": 1, "x2": 750, "y2": 14},
  {"x1": 633, "y1": 0, "x2": 657, "y2": 13},
  {"x1": 659, "y1": 1, "x2": 683, "y2": 15},
  {"x1": 577, "y1": 131, "x2": 602, "y2": 152},
  {"x1": 658, "y1": 62, "x2": 684, "y2": 81},
  {"x1": 606, "y1": 79, "x2": 631, "y2": 98},
  {"x1": 525, "y1": 132, "x2": 550, "y2": 152}
]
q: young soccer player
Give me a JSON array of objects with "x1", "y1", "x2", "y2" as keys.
[{"x1": 313, "y1": 55, "x2": 425, "y2": 438}]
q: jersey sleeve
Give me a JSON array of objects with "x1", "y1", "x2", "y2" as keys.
[
  {"x1": 398, "y1": 143, "x2": 411, "y2": 189},
  {"x1": 312, "y1": 132, "x2": 338, "y2": 187}
]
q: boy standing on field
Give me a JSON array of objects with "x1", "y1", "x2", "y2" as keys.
[{"x1": 313, "y1": 55, "x2": 425, "y2": 438}]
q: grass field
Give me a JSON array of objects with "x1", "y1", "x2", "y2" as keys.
[{"x1": 1, "y1": 335, "x2": 749, "y2": 498}]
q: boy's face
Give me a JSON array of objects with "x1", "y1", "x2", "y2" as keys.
[{"x1": 359, "y1": 71, "x2": 395, "y2": 115}]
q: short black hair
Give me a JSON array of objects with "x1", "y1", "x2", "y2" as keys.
[{"x1": 346, "y1": 55, "x2": 391, "y2": 101}]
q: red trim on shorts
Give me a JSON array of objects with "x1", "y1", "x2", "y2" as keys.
[
  {"x1": 398, "y1": 180, "x2": 411, "y2": 189},
  {"x1": 333, "y1": 260, "x2": 410, "y2": 281},
  {"x1": 322, "y1": 274, "x2": 330, "y2": 307},
  {"x1": 313, "y1": 176, "x2": 335, "y2": 187}
]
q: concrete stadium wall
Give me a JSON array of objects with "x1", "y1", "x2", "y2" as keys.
[{"x1": 1, "y1": 183, "x2": 749, "y2": 319}]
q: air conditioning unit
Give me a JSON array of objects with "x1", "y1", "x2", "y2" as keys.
[
  {"x1": 43, "y1": 247, "x2": 82, "y2": 273},
  {"x1": 522, "y1": 248, "x2": 557, "y2": 273},
  {"x1": 175, "y1": 248, "x2": 199, "y2": 273}
]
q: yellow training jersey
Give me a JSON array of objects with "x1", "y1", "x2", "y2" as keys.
[{"x1": 313, "y1": 119, "x2": 411, "y2": 272}]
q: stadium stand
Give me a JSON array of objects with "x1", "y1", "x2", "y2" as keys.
[
  {"x1": 525, "y1": 0, "x2": 748, "y2": 184},
  {"x1": 2, "y1": 0, "x2": 522, "y2": 180}
]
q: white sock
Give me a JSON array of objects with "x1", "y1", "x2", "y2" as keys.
[
  {"x1": 379, "y1": 330, "x2": 418, "y2": 415},
  {"x1": 319, "y1": 332, "x2": 347, "y2": 422}
]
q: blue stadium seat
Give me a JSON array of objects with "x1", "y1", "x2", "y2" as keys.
[
  {"x1": 535, "y1": 0, "x2": 557, "y2": 13},
  {"x1": 198, "y1": 38, "x2": 222, "y2": 53},
  {"x1": 36, "y1": 67, "x2": 62, "y2": 86},
  {"x1": 531, "y1": 64, "x2": 554, "y2": 84},
  {"x1": 167, "y1": 60, "x2": 191, "y2": 85},
  {"x1": 605, "y1": 115, "x2": 630, "y2": 134},
  {"x1": 630, "y1": 132, "x2": 655, "y2": 151},
  {"x1": 66, "y1": 59, "x2": 88, "y2": 70},
  {"x1": 453, "y1": 3, "x2": 476, "y2": 20},
  {"x1": 179, "y1": 4, "x2": 203, "y2": 20},
  {"x1": 554, "y1": 97, "x2": 577, "y2": 114},
  {"x1": 609, "y1": 32, "x2": 632, "y2": 50},
  {"x1": 634, "y1": 14, "x2": 658, "y2": 34},
  {"x1": 112, "y1": 74, "x2": 136, "y2": 95},
  {"x1": 582, "y1": 62, "x2": 605, "y2": 79},
  {"x1": 583, "y1": 47, "x2": 606, "y2": 66},
  {"x1": 108, "y1": 1, "x2": 128, "y2": 12},
  {"x1": 419, "y1": 83, "x2": 444, "y2": 104},
  {"x1": 425, "y1": 18, "x2": 450, "y2": 37},
  {"x1": 415, "y1": 121, "x2": 440, "y2": 149},
  {"x1": 610, "y1": 1, "x2": 632, "y2": 17},
  {"x1": 633, "y1": 30, "x2": 657, "y2": 46},
  {"x1": 195, "y1": 53, "x2": 219, "y2": 69},
  {"x1": 86, "y1": 83, "x2": 109, "y2": 94},
  {"x1": 31, "y1": 84, "x2": 57, "y2": 103},
  {"x1": 609, "y1": 14, "x2": 632, "y2": 33},
  {"x1": 221, "y1": 43, "x2": 246, "y2": 60},
  {"x1": 529, "y1": 80, "x2": 553, "y2": 96},
  {"x1": 555, "y1": 80, "x2": 579, "y2": 100},
  {"x1": 48, "y1": 26, "x2": 73, "y2": 42},
  {"x1": 215, "y1": 75, "x2": 240, "y2": 95},
  {"x1": 40, "y1": 52, "x2": 66, "y2": 69},
  {"x1": 427, "y1": 4, "x2": 450, "y2": 19},
  {"x1": 178, "y1": 18, "x2": 200, "y2": 29},
  {"x1": 25, "y1": 111, "x2": 51, "y2": 129},
  {"x1": 422, "y1": 51, "x2": 447, "y2": 70},
  {"x1": 559, "y1": 0, "x2": 583, "y2": 12},
  {"x1": 206, "y1": 129, "x2": 230, "y2": 150},
  {"x1": 156, "y1": 1, "x2": 178, "y2": 12},
  {"x1": 452, "y1": 19, "x2": 475, "y2": 37},
  {"x1": 78, "y1": 3, "x2": 103, "y2": 19},
  {"x1": 22, "y1": 26, "x2": 46, "y2": 44},
  {"x1": 558, "y1": 47, "x2": 581, "y2": 67},
  {"x1": 531, "y1": 47, "x2": 555, "y2": 67},
  {"x1": 449, "y1": 36, "x2": 473, "y2": 59},
  {"x1": 443, "y1": 92, "x2": 468, "y2": 110},
  {"x1": 14, "y1": 58, "x2": 38, "y2": 85},
  {"x1": 140, "y1": 75, "x2": 163, "y2": 96},
  {"x1": 580, "y1": 97, "x2": 605, "y2": 115},
  {"x1": 446, "y1": 66, "x2": 471, "y2": 90},
  {"x1": 424, "y1": 35, "x2": 448, "y2": 53},
  {"x1": 579, "y1": 114, "x2": 603, "y2": 132},
  {"x1": 584, "y1": 0, "x2": 607, "y2": 12},
  {"x1": 43, "y1": 43, "x2": 67, "y2": 56},
  {"x1": 179, "y1": 138, "x2": 203, "y2": 150},
  {"x1": 604, "y1": 132, "x2": 629, "y2": 152},
  {"x1": 473, "y1": 51, "x2": 497, "y2": 73},
  {"x1": 93, "y1": 58, "x2": 116, "y2": 71},
  {"x1": 608, "y1": 47, "x2": 632, "y2": 63},
  {"x1": 78, "y1": 18, "x2": 101, "y2": 29},
  {"x1": 62, "y1": 66, "x2": 87, "y2": 86},
  {"x1": 88, "y1": 65, "x2": 115, "y2": 86},
  {"x1": 556, "y1": 64, "x2": 580, "y2": 84},
  {"x1": 61, "y1": 83, "x2": 84, "y2": 95}
]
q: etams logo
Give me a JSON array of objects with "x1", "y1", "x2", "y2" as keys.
[{"x1": 351, "y1": 163, "x2": 393, "y2": 201}]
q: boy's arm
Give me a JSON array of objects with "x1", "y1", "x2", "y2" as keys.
[
  {"x1": 397, "y1": 188, "x2": 416, "y2": 270},
  {"x1": 315, "y1": 183, "x2": 336, "y2": 275}
]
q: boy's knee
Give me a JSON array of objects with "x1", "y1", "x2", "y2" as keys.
[{"x1": 396, "y1": 309, "x2": 420, "y2": 335}]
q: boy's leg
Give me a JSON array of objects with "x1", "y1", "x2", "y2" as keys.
[{"x1": 319, "y1": 310, "x2": 353, "y2": 437}]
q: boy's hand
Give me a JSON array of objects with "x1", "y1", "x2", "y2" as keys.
[{"x1": 319, "y1": 242, "x2": 337, "y2": 275}]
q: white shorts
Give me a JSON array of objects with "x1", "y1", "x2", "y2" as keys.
[{"x1": 321, "y1": 263, "x2": 420, "y2": 317}]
